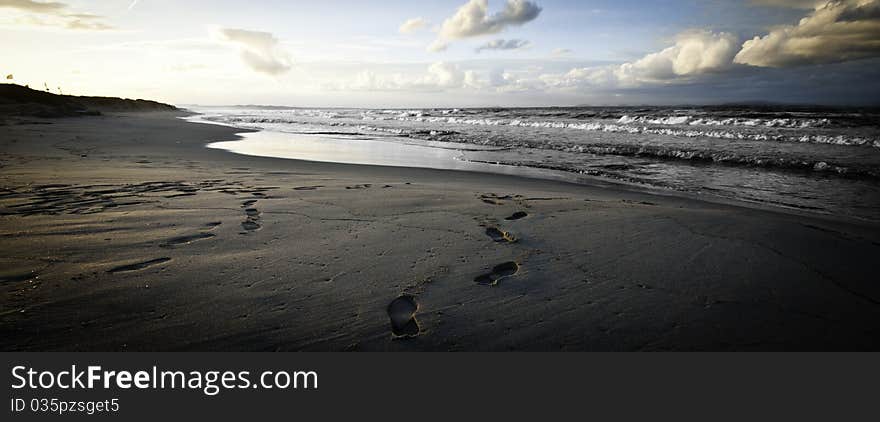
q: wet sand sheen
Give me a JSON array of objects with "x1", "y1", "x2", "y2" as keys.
[{"x1": 203, "y1": 127, "x2": 620, "y2": 190}]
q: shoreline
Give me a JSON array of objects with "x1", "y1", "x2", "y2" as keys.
[
  {"x1": 190, "y1": 112, "x2": 878, "y2": 226},
  {"x1": 2, "y1": 112, "x2": 879, "y2": 350}
]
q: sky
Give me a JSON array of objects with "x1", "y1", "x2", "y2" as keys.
[{"x1": 1, "y1": 0, "x2": 879, "y2": 107}]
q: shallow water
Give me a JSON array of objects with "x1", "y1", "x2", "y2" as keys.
[
  {"x1": 191, "y1": 105, "x2": 880, "y2": 221},
  {"x1": 204, "y1": 129, "x2": 600, "y2": 184}
]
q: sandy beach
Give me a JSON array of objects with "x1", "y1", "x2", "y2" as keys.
[{"x1": 1, "y1": 111, "x2": 879, "y2": 351}]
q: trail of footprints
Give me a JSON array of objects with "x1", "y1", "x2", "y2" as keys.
[
  {"x1": 0, "y1": 180, "x2": 279, "y2": 217},
  {"x1": 385, "y1": 193, "x2": 532, "y2": 339},
  {"x1": 107, "y1": 221, "x2": 224, "y2": 274},
  {"x1": 14, "y1": 181, "x2": 535, "y2": 338},
  {"x1": 0, "y1": 181, "x2": 233, "y2": 216},
  {"x1": 479, "y1": 194, "x2": 530, "y2": 287},
  {"x1": 241, "y1": 199, "x2": 262, "y2": 231},
  {"x1": 87, "y1": 182, "x2": 278, "y2": 275},
  {"x1": 34, "y1": 182, "x2": 381, "y2": 280},
  {"x1": 105, "y1": 182, "x2": 378, "y2": 276}
]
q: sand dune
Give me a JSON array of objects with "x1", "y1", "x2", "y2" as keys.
[{"x1": 1, "y1": 83, "x2": 176, "y2": 118}]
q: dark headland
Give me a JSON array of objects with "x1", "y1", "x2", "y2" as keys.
[{"x1": 0, "y1": 83, "x2": 176, "y2": 118}]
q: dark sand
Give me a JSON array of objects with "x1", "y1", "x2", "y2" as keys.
[{"x1": 1, "y1": 112, "x2": 879, "y2": 350}]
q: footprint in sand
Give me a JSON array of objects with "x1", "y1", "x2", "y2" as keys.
[
  {"x1": 474, "y1": 262, "x2": 519, "y2": 286},
  {"x1": 241, "y1": 219, "x2": 261, "y2": 231},
  {"x1": 485, "y1": 227, "x2": 516, "y2": 243},
  {"x1": 387, "y1": 295, "x2": 420, "y2": 337},
  {"x1": 108, "y1": 258, "x2": 171, "y2": 274},
  {"x1": 505, "y1": 211, "x2": 528, "y2": 221},
  {"x1": 240, "y1": 200, "x2": 262, "y2": 231}
]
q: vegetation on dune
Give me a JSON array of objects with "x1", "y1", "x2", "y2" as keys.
[{"x1": 0, "y1": 83, "x2": 176, "y2": 117}]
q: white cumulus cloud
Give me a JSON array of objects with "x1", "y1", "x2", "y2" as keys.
[
  {"x1": 339, "y1": 62, "x2": 485, "y2": 92},
  {"x1": 545, "y1": 30, "x2": 739, "y2": 89},
  {"x1": 619, "y1": 30, "x2": 739, "y2": 83},
  {"x1": 399, "y1": 17, "x2": 429, "y2": 34},
  {"x1": 430, "y1": 0, "x2": 541, "y2": 52},
  {"x1": 735, "y1": 0, "x2": 880, "y2": 67},
  {"x1": 427, "y1": 39, "x2": 449, "y2": 52},
  {"x1": 216, "y1": 28, "x2": 292, "y2": 76},
  {"x1": 438, "y1": 0, "x2": 541, "y2": 39}
]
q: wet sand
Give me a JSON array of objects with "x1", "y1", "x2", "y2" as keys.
[{"x1": 1, "y1": 112, "x2": 879, "y2": 350}]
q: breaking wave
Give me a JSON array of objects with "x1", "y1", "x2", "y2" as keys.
[
  {"x1": 360, "y1": 115, "x2": 880, "y2": 148},
  {"x1": 190, "y1": 105, "x2": 880, "y2": 221}
]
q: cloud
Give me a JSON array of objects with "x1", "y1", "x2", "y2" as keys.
[
  {"x1": 620, "y1": 30, "x2": 739, "y2": 82},
  {"x1": 487, "y1": 69, "x2": 545, "y2": 92},
  {"x1": 475, "y1": 38, "x2": 530, "y2": 52},
  {"x1": 399, "y1": 17, "x2": 429, "y2": 34},
  {"x1": 0, "y1": 0, "x2": 64, "y2": 12},
  {"x1": 839, "y1": 0, "x2": 880, "y2": 19},
  {"x1": 336, "y1": 62, "x2": 553, "y2": 94},
  {"x1": 217, "y1": 28, "x2": 292, "y2": 76},
  {"x1": 429, "y1": 0, "x2": 541, "y2": 51},
  {"x1": 481, "y1": 2, "x2": 880, "y2": 95},
  {"x1": 543, "y1": 30, "x2": 740, "y2": 89},
  {"x1": 63, "y1": 18, "x2": 113, "y2": 30},
  {"x1": 0, "y1": 0, "x2": 113, "y2": 30},
  {"x1": 438, "y1": 0, "x2": 541, "y2": 39},
  {"x1": 749, "y1": 0, "x2": 826, "y2": 8},
  {"x1": 551, "y1": 48, "x2": 572, "y2": 56},
  {"x1": 425, "y1": 62, "x2": 467, "y2": 88},
  {"x1": 339, "y1": 62, "x2": 485, "y2": 92},
  {"x1": 735, "y1": 0, "x2": 880, "y2": 67},
  {"x1": 428, "y1": 39, "x2": 449, "y2": 52}
]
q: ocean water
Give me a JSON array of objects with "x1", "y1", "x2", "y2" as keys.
[{"x1": 191, "y1": 105, "x2": 880, "y2": 222}]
